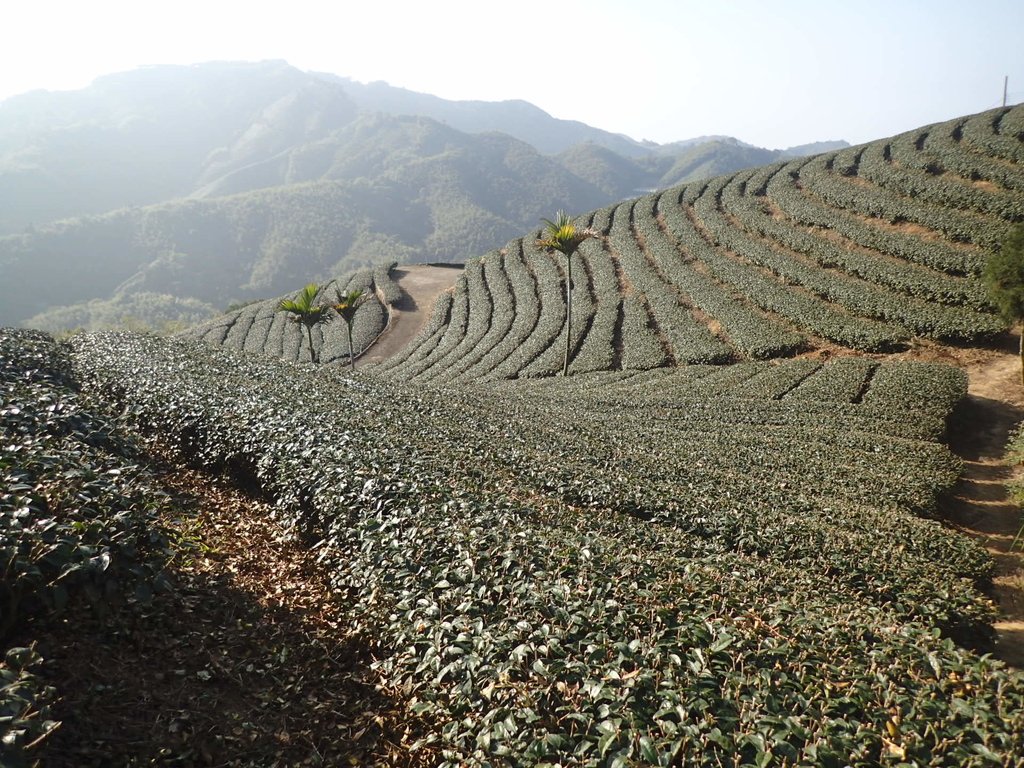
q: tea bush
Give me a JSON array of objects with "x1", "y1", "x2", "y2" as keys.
[
  {"x1": 0, "y1": 329, "x2": 172, "y2": 763},
  {"x1": 66, "y1": 332, "x2": 1024, "y2": 766}
]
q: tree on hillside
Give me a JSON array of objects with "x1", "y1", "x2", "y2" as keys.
[
  {"x1": 537, "y1": 212, "x2": 598, "y2": 376},
  {"x1": 983, "y1": 223, "x2": 1024, "y2": 384},
  {"x1": 333, "y1": 288, "x2": 368, "y2": 372},
  {"x1": 278, "y1": 283, "x2": 332, "y2": 364}
]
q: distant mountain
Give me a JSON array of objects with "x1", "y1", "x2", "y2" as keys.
[
  {"x1": 0, "y1": 117, "x2": 615, "y2": 329},
  {"x1": 325, "y1": 75, "x2": 652, "y2": 158},
  {"x1": 0, "y1": 60, "x2": 847, "y2": 330},
  {"x1": 0, "y1": 61, "x2": 358, "y2": 232}
]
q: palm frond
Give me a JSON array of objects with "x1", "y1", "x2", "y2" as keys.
[
  {"x1": 279, "y1": 283, "x2": 319, "y2": 313},
  {"x1": 333, "y1": 288, "x2": 368, "y2": 323},
  {"x1": 537, "y1": 211, "x2": 597, "y2": 257},
  {"x1": 278, "y1": 282, "x2": 332, "y2": 327}
]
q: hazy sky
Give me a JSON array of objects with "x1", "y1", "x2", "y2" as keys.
[{"x1": 3, "y1": 0, "x2": 1023, "y2": 149}]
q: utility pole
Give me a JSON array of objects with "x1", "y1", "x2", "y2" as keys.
[{"x1": 1004, "y1": 76, "x2": 1009, "y2": 108}]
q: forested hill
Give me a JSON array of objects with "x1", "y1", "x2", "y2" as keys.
[
  {"x1": 0, "y1": 119, "x2": 611, "y2": 331},
  {"x1": 0, "y1": 61, "x2": 845, "y2": 234},
  {"x1": 0, "y1": 61, "x2": 845, "y2": 331}
]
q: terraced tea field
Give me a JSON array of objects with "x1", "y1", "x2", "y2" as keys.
[
  {"x1": 368, "y1": 105, "x2": 1020, "y2": 382},
  {"x1": 57, "y1": 331, "x2": 1022, "y2": 765},
  {"x1": 182, "y1": 261, "x2": 403, "y2": 364},
  {"x1": 187, "y1": 106, "x2": 1024, "y2": 382},
  {"x1": 6, "y1": 104, "x2": 1024, "y2": 765}
]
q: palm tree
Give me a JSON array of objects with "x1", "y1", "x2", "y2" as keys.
[
  {"x1": 278, "y1": 283, "x2": 332, "y2": 364},
  {"x1": 537, "y1": 211, "x2": 598, "y2": 376},
  {"x1": 333, "y1": 288, "x2": 367, "y2": 372}
]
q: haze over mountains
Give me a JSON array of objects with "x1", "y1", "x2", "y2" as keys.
[{"x1": 0, "y1": 60, "x2": 847, "y2": 331}]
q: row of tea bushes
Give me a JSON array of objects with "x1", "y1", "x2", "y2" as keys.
[
  {"x1": 961, "y1": 106, "x2": 1024, "y2": 165},
  {"x1": 181, "y1": 265, "x2": 400, "y2": 364},
  {"x1": 894, "y1": 120, "x2": 1024, "y2": 195},
  {"x1": 414, "y1": 257, "x2": 494, "y2": 384},
  {"x1": 643, "y1": 192, "x2": 808, "y2": 359},
  {"x1": 610, "y1": 200, "x2": 731, "y2": 366},
  {"x1": 66, "y1": 332, "x2": 1024, "y2": 766},
  {"x1": 799, "y1": 148, "x2": 1000, "y2": 247},
  {"x1": 427, "y1": 252, "x2": 517, "y2": 384},
  {"x1": 191, "y1": 105, "x2": 1023, "y2": 382},
  {"x1": 569, "y1": 234, "x2": 619, "y2": 374},
  {"x1": 684, "y1": 180, "x2": 906, "y2": 350},
  {"x1": 0, "y1": 329, "x2": 173, "y2": 763},
  {"x1": 764, "y1": 158, "x2": 989, "y2": 277},
  {"x1": 401, "y1": 106, "x2": 1018, "y2": 380},
  {"x1": 858, "y1": 136, "x2": 1024, "y2": 222},
  {"x1": 726, "y1": 167, "x2": 994, "y2": 313}
]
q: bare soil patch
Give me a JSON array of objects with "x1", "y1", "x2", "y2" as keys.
[
  {"x1": 860, "y1": 214, "x2": 977, "y2": 247},
  {"x1": 966, "y1": 177, "x2": 1001, "y2": 194},
  {"x1": 360, "y1": 264, "x2": 462, "y2": 366}
]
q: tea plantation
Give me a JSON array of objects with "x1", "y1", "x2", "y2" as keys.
[
  {"x1": 20, "y1": 330, "x2": 1012, "y2": 766},
  {"x1": 181, "y1": 262, "x2": 399, "y2": 364},
  {"x1": 5, "y1": 103, "x2": 1024, "y2": 765},
  {"x1": 371, "y1": 105, "x2": 1021, "y2": 381},
  {"x1": 188, "y1": 106, "x2": 1024, "y2": 379},
  {"x1": 0, "y1": 330, "x2": 173, "y2": 761}
]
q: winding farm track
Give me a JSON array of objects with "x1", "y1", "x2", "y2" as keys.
[
  {"x1": 938, "y1": 336, "x2": 1024, "y2": 667},
  {"x1": 359, "y1": 264, "x2": 463, "y2": 367}
]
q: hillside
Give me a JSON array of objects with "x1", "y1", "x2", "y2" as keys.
[
  {"x1": 0, "y1": 60, "x2": 840, "y2": 235},
  {"x1": 4, "y1": 102, "x2": 1024, "y2": 764},
  {"x1": 4, "y1": 327, "x2": 1017, "y2": 764},
  {"x1": 326, "y1": 75, "x2": 653, "y2": 158},
  {"x1": 0, "y1": 61, "x2": 845, "y2": 332},
  {"x1": 197, "y1": 105, "x2": 1019, "y2": 380},
  {"x1": 1, "y1": 127, "x2": 610, "y2": 331},
  {"x1": 0, "y1": 61, "x2": 357, "y2": 230}
]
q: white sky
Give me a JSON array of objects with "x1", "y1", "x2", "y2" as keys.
[{"x1": 2, "y1": 0, "x2": 1023, "y2": 149}]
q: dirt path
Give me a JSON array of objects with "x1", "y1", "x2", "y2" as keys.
[
  {"x1": 938, "y1": 337, "x2": 1024, "y2": 667},
  {"x1": 360, "y1": 264, "x2": 462, "y2": 366}
]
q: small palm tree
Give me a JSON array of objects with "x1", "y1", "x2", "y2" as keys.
[
  {"x1": 537, "y1": 211, "x2": 598, "y2": 376},
  {"x1": 278, "y1": 283, "x2": 332, "y2": 364},
  {"x1": 333, "y1": 288, "x2": 367, "y2": 372}
]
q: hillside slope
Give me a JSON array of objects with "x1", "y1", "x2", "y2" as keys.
[
  {"x1": 0, "y1": 62, "x2": 847, "y2": 332},
  {"x1": 1, "y1": 122, "x2": 610, "y2": 330},
  {"x1": 42, "y1": 329, "x2": 1021, "y2": 765},
  {"x1": 0, "y1": 59, "x2": 843, "y2": 239},
  {"x1": 368, "y1": 104, "x2": 1022, "y2": 382},
  {"x1": 8, "y1": 104, "x2": 1024, "y2": 763},
  {"x1": 0, "y1": 61, "x2": 357, "y2": 231}
]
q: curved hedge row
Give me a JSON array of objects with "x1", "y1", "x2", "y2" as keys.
[
  {"x1": 178, "y1": 107, "x2": 1021, "y2": 381},
  {"x1": 395, "y1": 105, "x2": 1019, "y2": 379},
  {"x1": 64, "y1": 332, "x2": 1024, "y2": 767},
  {"x1": 765, "y1": 157, "x2": 989, "y2": 276},
  {"x1": 181, "y1": 264, "x2": 404, "y2": 365},
  {"x1": 716, "y1": 171, "x2": 1002, "y2": 342}
]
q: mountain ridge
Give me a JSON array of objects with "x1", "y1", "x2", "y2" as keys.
[{"x1": 0, "y1": 60, "x2": 849, "y2": 330}]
